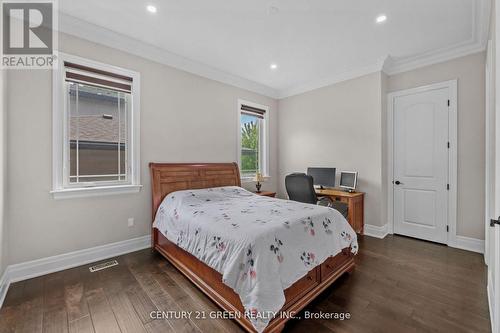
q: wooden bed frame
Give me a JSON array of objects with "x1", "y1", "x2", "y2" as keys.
[{"x1": 150, "y1": 162, "x2": 355, "y2": 333}]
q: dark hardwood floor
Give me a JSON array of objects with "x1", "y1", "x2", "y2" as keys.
[{"x1": 0, "y1": 235, "x2": 490, "y2": 333}]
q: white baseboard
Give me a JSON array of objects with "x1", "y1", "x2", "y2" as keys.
[
  {"x1": 452, "y1": 235, "x2": 485, "y2": 254},
  {"x1": 366, "y1": 223, "x2": 484, "y2": 254},
  {"x1": 364, "y1": 224, "x2": 389, "y2": 239},
  {"x1": 0, "y1": 231, "x2": 486, "y2": 309},
  {"x1": 0, "y1": 235, "x2": 150, "y2": 307},
  {"x1": 0, "y1": 269, "x2": 9, "y2": 309}
]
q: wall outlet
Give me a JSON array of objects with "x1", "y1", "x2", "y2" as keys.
[{"x1": 128, "y1": 218, "x2": 135, "y2": 227}]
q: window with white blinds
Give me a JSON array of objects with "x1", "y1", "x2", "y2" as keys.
[
  {"x1": 238, "y1": 100, "x2": 269, "y2": 179},
  {"x1": 52, "y1": 54, "x2": 141, "y2": 198}
]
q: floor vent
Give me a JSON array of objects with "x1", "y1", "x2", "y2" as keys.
[{"x1": 89, "y1": 260, "x2": 118, "y2": 272}]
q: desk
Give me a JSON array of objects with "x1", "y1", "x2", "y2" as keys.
[
  {"x1": 254, "y1": 191, "x2": 276, "y2": 198},
  {"x1": 316, "y1": 188, "x2": 364, "y2": 234}
]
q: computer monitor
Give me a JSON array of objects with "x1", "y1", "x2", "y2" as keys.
[
  {"x1": 339, "y1": 171, "x2": 358, "y2": 192},
  {"x1": 307, "y1": 167, "x2": 336, "y2": 189}
]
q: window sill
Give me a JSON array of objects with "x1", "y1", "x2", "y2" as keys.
[{"x1": 51, "y1": 184, "x2": 143, "y2": 199}]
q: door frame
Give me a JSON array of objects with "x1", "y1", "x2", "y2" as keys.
[
  {"x1": 485, "y1": 39, "x2": 493, "y2": 266},
  {"x1": 386, "y1": 80, "x2": 458, "y2": 246}
]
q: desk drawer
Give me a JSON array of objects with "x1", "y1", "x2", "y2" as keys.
[
  {"x1": 329, "y1": 195, "x2": 349, "y2": 203},
  {"x1": 339, "y1": 197, "x2": 349, "y2": 204},
  {"x1": 284, "y1": 268, "x2": 318, "y2": 303}
]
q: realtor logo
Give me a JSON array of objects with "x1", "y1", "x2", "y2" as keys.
[{"x1": 1, "y1": 0, "x2": 57, "y2": 69}]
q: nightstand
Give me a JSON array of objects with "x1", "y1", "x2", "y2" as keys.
[{"x1": 255, "y1": 191, "x2": 276, "y2": 198}]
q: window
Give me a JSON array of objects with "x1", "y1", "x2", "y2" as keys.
[
  {"x1": 52, "y1": 54, "x2": 141, "y2": 198},
  {"x1": 238, "y1": 100, "x2": 269, "y2": 179}
]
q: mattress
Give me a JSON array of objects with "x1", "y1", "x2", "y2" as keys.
[{"x1": 153, "y1": 186, "x2": 358, "y2": 332}]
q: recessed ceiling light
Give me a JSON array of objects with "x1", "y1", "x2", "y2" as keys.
[
  {"x1": 147, "y1": 5, "x2": 157, "y2": 13},
  {"x1": 376, "y1": 14, "x2": 387, "y2": 23},
  {"x1": 270, "y1": 63, "x2": 278, "y2": 70}
]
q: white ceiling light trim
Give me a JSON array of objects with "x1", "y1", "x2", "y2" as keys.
[
  {"x1": 146, "y1": 5, "x2": 157, "y2": 13},
  {"x1": 376, "y1": 15, "x2": 387, "y2": 23}
]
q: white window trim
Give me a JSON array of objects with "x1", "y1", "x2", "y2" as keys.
[
  {"x1": 51, "y1": 52, "x2": 141, "y2": 199},
  {"x1": 237, "y1": 99, "x2": 270, "y2": 182}
]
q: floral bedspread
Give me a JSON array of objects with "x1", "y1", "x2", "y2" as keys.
[{"x1": 153, "y1": 186, "x2": 358, "y2": 332}]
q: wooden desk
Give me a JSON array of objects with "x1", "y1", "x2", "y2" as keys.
[
  {"x1": 316, "y1": 188, "x2": 365, "y2": 234},
  {"x1": 254, "y1": 191, "x2": 276, "y2": 198}
]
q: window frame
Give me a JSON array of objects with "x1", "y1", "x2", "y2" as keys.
[
  {"x1": 52, "y1": 53, "x2": 141, "y2": 199},
  {"x1": 237, "y1": 99, "x2": 270, "y2": 181}
]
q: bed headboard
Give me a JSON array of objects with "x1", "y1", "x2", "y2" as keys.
[{"x1": 149, "y1": 162, "x2": 241, "y2": 219}]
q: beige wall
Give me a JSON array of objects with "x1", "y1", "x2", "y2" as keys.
[
  {"x1": 6, "y1": 33, "x2": 278, "y2": 265},
  {"x1": 387, "y1": 52, "x2": 486, "y2": 239},
  {"x1": 278, "y1": 72, "x2": 385, "y2": 227},
  {"x1": 278, "y1": 52, "x2": 486, "y2": 239},
  {"x1": 0, "y1": 69, "x2": 6, "y2": 275},
  {"x1": 4, "y1": 33, "x2": 487, "y2": 266}
]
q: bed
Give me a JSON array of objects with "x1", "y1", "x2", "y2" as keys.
[{"x1": 150, "y1": 162, "x2": 357, "y2": 333}]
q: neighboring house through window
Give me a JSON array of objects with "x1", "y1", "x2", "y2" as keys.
[
  {"x1": 238, "y1": 100, "x2": 269, "y2": 180},
  {"x1": 52, "y1": 53, "x2": 141, "y2": 198}
]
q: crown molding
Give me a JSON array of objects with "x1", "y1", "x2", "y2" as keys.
[
  {"x1": 278, "y1": 58, "x2": 387, "y2": 99},
  {"x1": 280, "y1": 0, "x2": 490, "y2": 96},
  {"x1": 384, "y1": 41, "x2": 486, "y2": 76},
  {"x1": 384, "y1": 0, "x2": 490, "y2": 75},
  {"x1": 58, "y1": 0, "x2": 490, "y2": 100},
  {"x1": 57, "y1": 14, "x2": 279, "y2": 99},
  {"x1": 279, "y1": 35, "x2": 487, "y2": 99}
]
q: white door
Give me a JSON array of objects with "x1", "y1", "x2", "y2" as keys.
[
  {"x1": 393, "y1": 87, "x2": 450, "y2": 244},
  {"x1": 487, "y1": 15, "x2": 500, "y2": 329},
  {"x1": 486, "y1": 39, "x2": 497, "y2": 332}
]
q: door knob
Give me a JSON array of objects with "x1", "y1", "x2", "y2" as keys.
[
  {"x1": 394, "y1": 180, "x2": 402, "y2": 185},
  {"x1": 491, "y1": 216, "x2": 500, "y2": 227}
]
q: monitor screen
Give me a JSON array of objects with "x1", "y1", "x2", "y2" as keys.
[
  {"x1": 307, "y1": 167, "x2": 336, "y2": 188},
  {"x1": 340, "y1": 171, "x2": 358, "y2": 189}
]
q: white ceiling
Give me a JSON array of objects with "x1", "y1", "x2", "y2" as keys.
[{"x1": 59, "y1": 0, "x2": 490, "y2": 98}]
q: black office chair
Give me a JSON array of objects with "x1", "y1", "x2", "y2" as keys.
[{"x1": 285, "y1": 173, "x2": 348, "y2": 218}]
